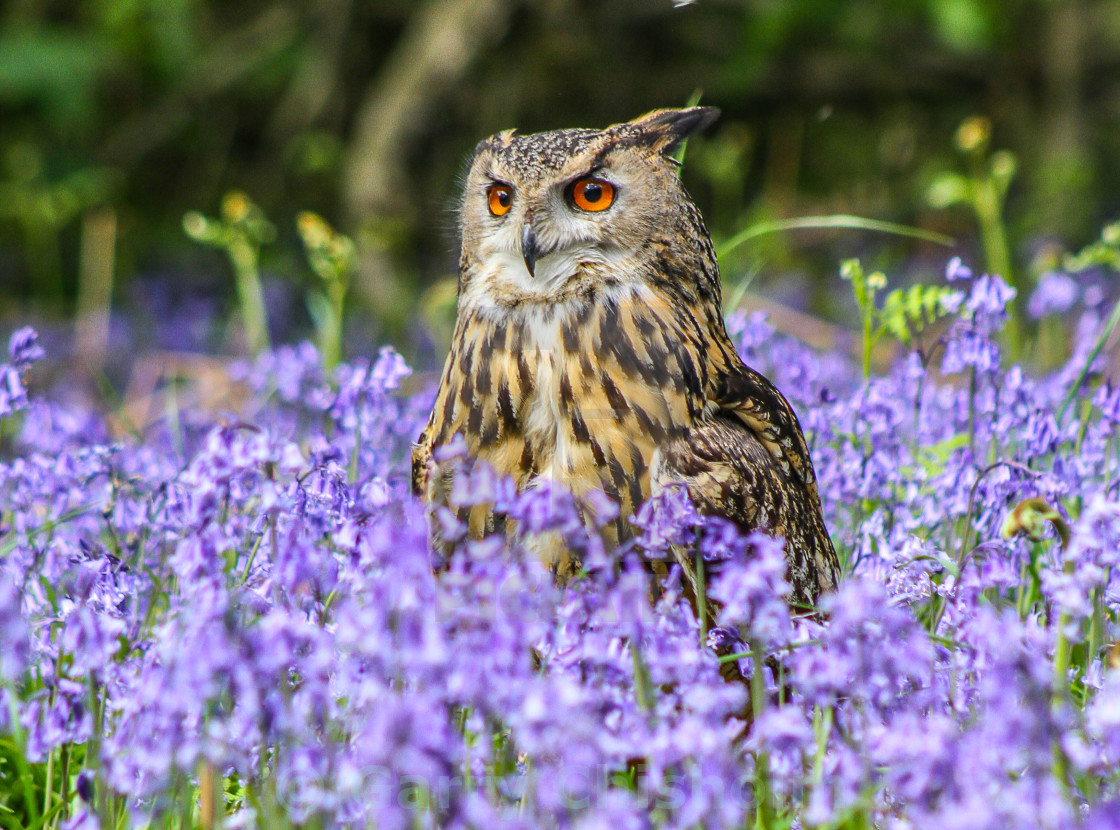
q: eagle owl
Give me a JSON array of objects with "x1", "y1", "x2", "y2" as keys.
[{"x1": 412, "y1": 108, "x2": 839, "y2": 610}]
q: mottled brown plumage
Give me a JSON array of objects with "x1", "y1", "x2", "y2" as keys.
[{"x1": 413, "y1": 108, "x2": 839, "y2": 610}]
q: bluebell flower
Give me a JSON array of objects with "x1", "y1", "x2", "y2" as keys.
[
  {"x1": 1, "y1": 254, "x2": 1119, "y2": 826},
  {"x1": 1029, "y1": 271, "x2": 1080, "y2": 318},
  {"x1": 0, "y1": 364, "x2": 29, "y2": 418},
  {"x1": 0, "y1": 576, "x2": 28, "y2": 681},
  {"x1": 7, "y1": 326, "x2": 45, "y2": 369},
  {"x1": 709, "y1": 531, "x2": 793, "y2": 649},
  {"x1": 945, "y1": 256, "x2": 973, "y2": 281}
]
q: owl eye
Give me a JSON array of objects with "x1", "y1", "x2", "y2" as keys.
[
  {"x1": 570, "y1": 178, "x2": 615, "y2": 212},
  {"x1": 487, "y1": 184, "x2": 513, "y2": 216}
]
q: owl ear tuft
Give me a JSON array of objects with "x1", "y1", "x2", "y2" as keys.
[{"x1": 623, "y1": 107, "x2": 720, "y2": 156}]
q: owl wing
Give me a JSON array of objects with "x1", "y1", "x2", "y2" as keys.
[
  {"x1": 712, "y1": 363, "x2": 820, "y2": 499},
  {"x1": 652, "y1": 359, "x2": 839, "y2": 611},
  {"x1": 411, "y1": 423, "x2": 434, "y2": 497}
]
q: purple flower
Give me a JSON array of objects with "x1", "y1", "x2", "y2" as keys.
[
  {"x1": 1092, "y1": 383, "x2": 1120, "y2": 423},
  {"x1": 966, "y1": 273, "x2": 1017, "y2": 320},
  {"x1": 945, "y1": 256, "x2": 973, "y2": 281},
  {"x1": 21, "y1": 678, "x2": 93, "y2": 761},
  {"x1": 709, "y1": 532, "x2": 793, "y2": 649},
  {"x1": 746, "y1": 705, "x2": 815, "y2": 796},
  {"x1": 1028, "y1": 272, "x2": 1079, "y2": 318},
  {"x1": 792, "y1": 577, "x2": 936, "y2": 714},
  {"x1": 0, "y1": 251, "x2": 1118, "y2": 826},
  {"x1": 61, "y1": 811, "x2": 99, "y2": 830},
  {"x1": 0, "y1": 365, "x2": 29, "y2": 418},
  {"x1": 940, "y1": 272, "x2": 1018, "y2": 376},
  {"x1": 368, "y1": 345, "x2": 412, "y2": 391},
  {"x1": 632, "y1": 485, "x2": 700, "y2": 554},
  {"x1": 0, "y1": 576, "x2": 28, "y2": 680},
  {"x1": 7, "y1": 326, "x2": 45, "y2": 368},
  {"x1": 941, "y1": 326, "x2": 1002, "y2": 374},
  {"x1": 1083, "y1": 800, "x2": 1120, "y2": 830}
]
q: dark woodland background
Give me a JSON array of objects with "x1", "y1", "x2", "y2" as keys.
[{"x1": 1, "y1": 0, "x2": 1116, "y2": 370}]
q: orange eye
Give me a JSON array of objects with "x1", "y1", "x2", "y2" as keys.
[
  {"x1": 571, "y1": 178, "x2": 615, "y2": 212},
  {"x1": 487, "y1": 184, "x2": 513, "y2": 216}
]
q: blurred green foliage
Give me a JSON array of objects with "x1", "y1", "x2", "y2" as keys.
[
  {"x1": 0, "y1": 0, "x2": 1117, "y2": 358},
  {"x1": 183, "y1": 191, "x2": 277, "y2": 356},
  {"x1": 841, "y1": 258, "x2": 962, "y2": 378},
  {"x1": 297, "y1": 210, "x2": 355, "y2": 371}
]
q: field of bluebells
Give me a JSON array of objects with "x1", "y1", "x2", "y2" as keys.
[{"x1": 3, "y1": 253, "x2": 1120, "y2": 830}]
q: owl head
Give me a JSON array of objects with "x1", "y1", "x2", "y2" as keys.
[{"x1": 458, "y1": 107, "x2": 720, "y2": 307}]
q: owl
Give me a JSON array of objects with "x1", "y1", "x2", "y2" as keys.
[{"x1": 412, "y1": 108, "x2": 839, "y2": 612}]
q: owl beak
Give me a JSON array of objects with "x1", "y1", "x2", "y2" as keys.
[{"x1": 521, "y1": 224, "x2": 542, "y2": 278}]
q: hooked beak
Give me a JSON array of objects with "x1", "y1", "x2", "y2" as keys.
[{"x1": 521, "y1": 224, "x2": 543, "y2": 278}]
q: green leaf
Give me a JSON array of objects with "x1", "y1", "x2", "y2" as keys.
[
  {"x1": 718, "y1": 215, "x2": 953, "y2": 261},
  {"x1": 878, "y1": 283, "x2": 961, "y2": 347},
  {"x1": 917, "y1": 433, "x2": 970, "y2": 473}
]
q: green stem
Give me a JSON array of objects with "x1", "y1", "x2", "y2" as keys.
[
  {"x1": 323, "y1": 281, "x2": 347, "y2": 372},
  {"x1": 1088, "y1": 583, "x2": 1106, "y2": 667},
  {"x1": 43, "y1": 741, "x2": 54, "y2": 823},
  {"x1": 58, "y1": 743, "x2": 71, "y2": 826},
  {"x1": 4, "y1": 683, "x2": 41, "y2": 827},
  {"x1": 750, "y1": 639, "x2": 774, "y2": 828},
  {"x1": 1015, "y1": 558, "x2": 1032, "y2": 620},
  {"x1": 967, "y1": 365, "x2": 977, "y2": 456},
  {"x1": 230, "y1": 238, "x2": 270, "y2": 357},
  {"x1": 44, "y1": 650, "x2": 61, "y2": 823},
  {"x1": 631, "y1": 640, "x2": 654, "y2": 712},
  {"x1": 1052, "y1": 613, "x2": 1072, "y2": 798},
  {"x1": 87, "y1": 676, "x2": 109, "y2": 829},
  {"x1": 862, "y1": 308, "x2": 873, "y2": 380},
  {"x1": 750, "y1": 640, "x2": 766, "y2": 723},
  {"x1": 971, "y1": 160, "x2": 1022, "y2": 360},
  {"x1": 695, "y1": 547, "x2": 707, "y2": 647},
  {"x1": 975, "y1": 179, "x2": 1013, "y2": 295},
  {"x1": 810, "y1": 706, "x2": 832, "y2": 786},
  {"x1": 240, "y1": 517, "x2": 269, "y2": 586},
  {"x1": 348, "y1": 366, "x2": 366, "y2": 484},
  {"x1": 1058, "y1": 291, "x2": 1120, "y2": 421}
]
